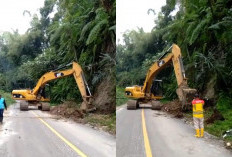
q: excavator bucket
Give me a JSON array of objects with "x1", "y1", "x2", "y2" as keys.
[
  {"x1": 80, "y1": 97, "x2": 95, "y2": 112},
  {"x1": 176, "y1": 85, "x2": 197, "y2": 110}
]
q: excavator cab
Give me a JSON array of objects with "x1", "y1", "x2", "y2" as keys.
[
  {"x1": 151, "y1": 80, "x2": 163, "y2": 97},
  {"x1": 39, "y1": 84, "x2": 51, "y2": 100}
]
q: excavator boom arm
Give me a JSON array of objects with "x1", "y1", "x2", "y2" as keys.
[
  {"x1": 72, "y1": 62, "x2": 92, "y2": 99},
  {"x1": 32, "y1": 62, "x2": 91, "y2": 100},
  {"x1": 32, "y1": 69, "x2": 74, "y2": 95},
  {"x1": 142, "y1": 44, "x2": 187, "y2": 94}
]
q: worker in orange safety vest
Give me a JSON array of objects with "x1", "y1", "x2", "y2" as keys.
[{"x1": 192, "y1": 93, "x2": 205, "y2": 138}]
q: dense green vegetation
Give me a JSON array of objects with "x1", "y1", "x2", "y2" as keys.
[
  {"x1": 116, "y1": 0, "x2": 232, "y2": 136},
  {"x1": 205, "y1": 94, "x2": 232, "y2": 141},
  {"x1": 117, "y1": 0, "x2": 232, "y2": 102},
  {"x1": 117, "y1": 0, "x2": 232, "y2": 97},
  {"x1": 0, "y1": 0, "x2": 116, "y2": 112},
  {"x1": 0, "y1": 90, "x2": 15, "y2": 105},
  {"x1": 116, "y1": 86, "x2": 128, "y2": 106}
]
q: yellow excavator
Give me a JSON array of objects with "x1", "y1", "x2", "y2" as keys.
[
  {"x1": 12, "y1": 62, "x2": 93, "y2": 111},
  {"x1": 125, "y1": 44, "x2": 196, "y2": 110}
]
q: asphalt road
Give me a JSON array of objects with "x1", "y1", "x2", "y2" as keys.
[
  {"x1": 0, "y1": 102, "x2": 116, "y2": 157},
  {"x1": 116, "y1": 104, "x2": 232, "y2": 157}
]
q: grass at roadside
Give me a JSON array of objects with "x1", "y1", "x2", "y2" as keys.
[
  {"x1": 183, "y1": 109, "x2": 232, "y2": 143},
  {"x1": 183, "y1": 95, "x2": 232, "y2": 143},
  {"x1": 50, "y1": 101, "x2": 116, "y2": 135},
  {"x1": 160, "y1": 98, "x2": 171, "y2": 104},
  {"x1": 160, "y1": 94, "x2": 232, "y2": 145},
  {"x1": 0, "y1": 90, "x2": 15, "y2": 105},
  {"x1": 84, "y1": 113, "x2": 116, "y2": 134},
  {"x1": 50, "y1": 103, "x2": 60, "y2": 106},
  {"x1": 116, "y1": 86, "x2": 128, "y2": 106},
  {"x1": 204, "y1": 95, "x2": 232, "y2": 143}
]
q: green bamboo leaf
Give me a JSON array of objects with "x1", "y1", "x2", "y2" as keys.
[
  {"x1": 78, "y1": 21, "x2": 95, "y2": 42},
  {"x1": 86, "y1": 19, "x2": 108, "y2": 45},
  {"x1": 189, "y1": 19, "x2": 208, "y2": 45}
]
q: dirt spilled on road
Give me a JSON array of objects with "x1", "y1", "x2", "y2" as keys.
[
  {"x1": 50, "y1": 101, "x2": 84, "y2": 121},
  {"x1": 161, "y1": 100, "x2": 184, "y2": 118},
  {"x1": 50, "y1": 101, "x2": 116, "y2": 135},
  {"x1": 49, "y1": 76, "x2": 116, "y2": 135}
]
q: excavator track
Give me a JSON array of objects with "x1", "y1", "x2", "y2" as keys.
[
  {"x1": 127, "y1": 100, "x2": 138, "y2": 110},
  {"x1": 20, "y1": 101, "x2": 29, "y2": 111},
  {"x1": 41, "y1": 103, "x2": 50, "y2": 111},
  {"x1": 151, "y1": 100, "x2": 163, "y2": 110}
]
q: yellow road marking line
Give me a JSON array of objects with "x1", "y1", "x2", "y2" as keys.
[
  {"x1": 142, "y1": 109, "x2": 153, "y2": 157},
  {"x1": 31, "y1": 111, "x2": 87, "y2": 157}
]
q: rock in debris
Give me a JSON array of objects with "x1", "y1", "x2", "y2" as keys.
[{"x1": 161, "y1": 100, "x2": 183, "y2": 118}]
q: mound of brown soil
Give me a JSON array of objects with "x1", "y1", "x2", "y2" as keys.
[
  {"x1": 50, "y1": 101, "x2": 115, "y2": 135},
  {"x1": 50, "y1": 101, "x2": 84, "y2": 121},
  {"x1": 161, "y1": 100, "x2": 183, "y2": 118}
]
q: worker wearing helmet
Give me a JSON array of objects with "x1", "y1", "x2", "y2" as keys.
[
  {"x1": 0, "y1": 94, "x2": 7, "y2": 124},
  {"x1": 192, "y1": 93, "x2": 204, "y2": 138}
]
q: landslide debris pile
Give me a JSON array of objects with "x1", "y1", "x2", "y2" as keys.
[
  {"x1": 161, "y1": 100, "x2": 183, "y2": 118},
  {"x1": 93, "y1": 77, "x2": 115, "y2": 114},
  {"x1": 50, "y1": 101, "x2": 84, "y2": 121},
  {"x1": 50, "y1": 101, "x2": 116, "y2": 135}
]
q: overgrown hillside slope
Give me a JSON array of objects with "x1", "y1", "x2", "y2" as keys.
[
  {"x1": 116, "y1": 0, "x2": 232, "y2": 139},
  {"x1": 0, "y1": 0, "x2": 116, "y2": 113}
]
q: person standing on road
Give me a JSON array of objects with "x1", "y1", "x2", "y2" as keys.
[
  {"x1": 0, "y1": 94, "x2": 7, "y2": 124},
  {"x1": 192, "y1": 93, "x2": 205, "y2": 138}
]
